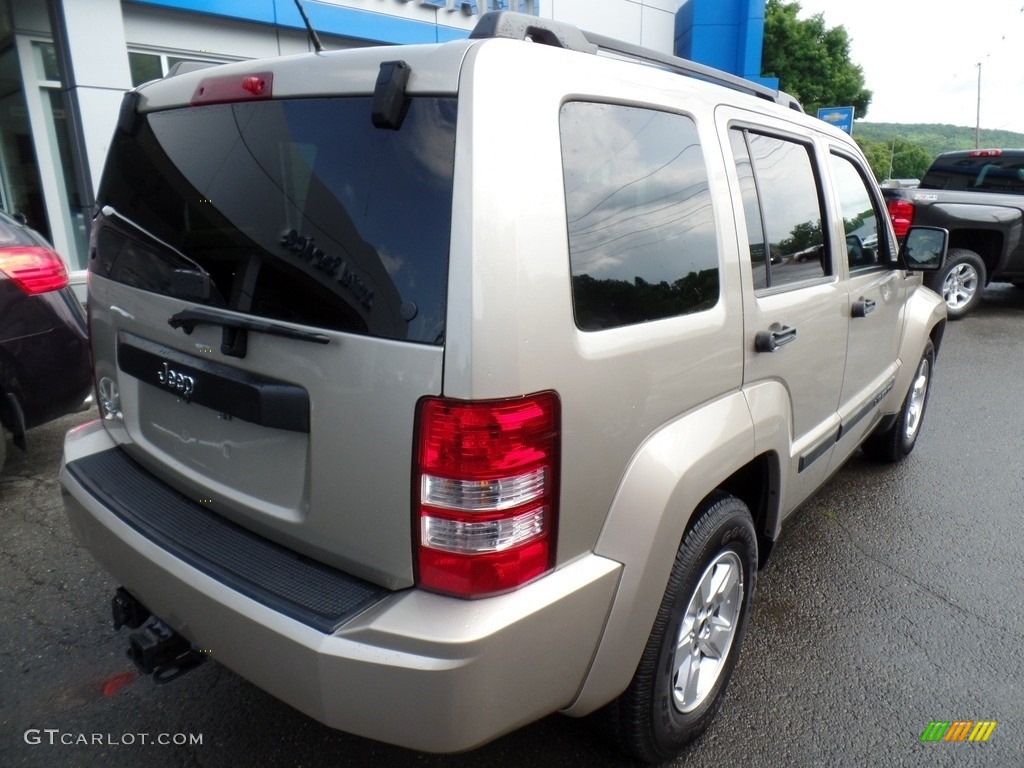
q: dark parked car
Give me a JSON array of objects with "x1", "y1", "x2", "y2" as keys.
[{"x1": 0, "y1": 210, "x2": 90, "y2": 474}]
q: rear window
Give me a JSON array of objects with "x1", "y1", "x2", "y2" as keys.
[
  {"x1": 920, "y1": 153, "x2": 1024, "y2": 193},
  {"x1": 94, "y1": 97, "x2": 457, "y2": 345}
]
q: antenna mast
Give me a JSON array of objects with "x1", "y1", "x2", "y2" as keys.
[{"x1": 293, "y1": 0, "x2": 324, "y2": 53}]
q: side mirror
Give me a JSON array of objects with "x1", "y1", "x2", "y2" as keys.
[{"x1": 900, "y1": 226, "x2": 948, "y2": 271}]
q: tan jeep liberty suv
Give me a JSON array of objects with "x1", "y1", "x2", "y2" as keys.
[{"x1": 60, "y1": 11, "x2": 948, "y2": 763}]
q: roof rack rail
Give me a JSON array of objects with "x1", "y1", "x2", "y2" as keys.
[{"x1": 469, "y1": 11, "x2": 802, "y2": 112}]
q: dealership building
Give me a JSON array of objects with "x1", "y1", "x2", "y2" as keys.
[{"x1": 0, "y1": 0, "x2": 770, "y2": 295}]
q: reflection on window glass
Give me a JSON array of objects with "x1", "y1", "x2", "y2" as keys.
[
  {"x1": 560, "y1": 102, "x2": 719, "y2": 331},
  {"x1": 732, "y1": 129, "x2": 827, "y2": 289},
  {"x1": 37, "y1": 43, "x2": 60, "y2": 81},
  {"x1": 731, "y1": 130, "x2": 768, "y2": 290},
  {"x1": 830, "y1": 153, "x2": 886, "y2": 271},
  {"x1": 96, "y1": 97, "x2": 457, "y2": 344}
]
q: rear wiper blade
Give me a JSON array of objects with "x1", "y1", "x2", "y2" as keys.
[
  {"x1": 101, "y1": 205, "x2": 209, "y2": 278},
  {"x1": 168, "y1": 307, "x2": 329, "y2": 358}
]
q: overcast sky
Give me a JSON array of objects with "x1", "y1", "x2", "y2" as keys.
[{"x1": 790, "y1": 1, "x2": 1024, "y2": 133}]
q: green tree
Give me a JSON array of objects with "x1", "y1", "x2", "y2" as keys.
[
  {"x1": 890, "y1": 139, "x2": 932, "y2": 180},
  {"x1": 762, "y1": 0, "x2": 872, "y2": 118},
  {"x1": 855, "y1": 137, "x2": 891, "y2": 181},
  {"x1": 855, "y1": 136, "x2": 934, "y2": 182},
  {"x1": 778, "y1": 220, "x2": 823, "y2": 254}
]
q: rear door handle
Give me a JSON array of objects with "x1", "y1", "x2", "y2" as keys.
[
  {"x1": 852, "y1": 298, "x2": 876, "y2": 318},
  {"x1": 754, "y1": 325, "x2": 797, "y2": 353}
]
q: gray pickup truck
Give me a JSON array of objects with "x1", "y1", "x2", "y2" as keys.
[{"x1": 883, "y1": 149, "x2": 1024, "y2": 318}]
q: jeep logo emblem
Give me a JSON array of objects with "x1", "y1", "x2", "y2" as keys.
[{"x1": 157, "y1": 361, "x2": 196, "y2": 402}]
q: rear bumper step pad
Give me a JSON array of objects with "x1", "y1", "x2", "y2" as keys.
[{"x1": 65, "y1": 448, "x2": 389, "y2": 633}]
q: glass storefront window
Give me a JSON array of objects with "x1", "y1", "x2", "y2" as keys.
[
  {"x1": 128, "y1": 51, "x2": 162, "y2": 87},
  {"x1": 38, "y1": 40, "x2": 59, "y2": 80},
  {"x1": 0, "y1": 45, "x2": 45, "y2": 237},
  {"x1": 33, "y1": 41, "x2": 89, "y2": 269},
  {"x1": 42, "y1": 87, "x2": 88, "y2": 266},
  {"x1": 129, "y1": 50, "x2": 230, "y2": 88}
]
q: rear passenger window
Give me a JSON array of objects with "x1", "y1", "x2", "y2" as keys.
[
  {"x1": 829, "y1": 153, "x2": 890, "y2": 271},
  {"x1": 731, "y1": 129, "x2": 829, "y2": 290},
  {"x1": 560, "y1": 102, "x2": 719, "y2": 331}
]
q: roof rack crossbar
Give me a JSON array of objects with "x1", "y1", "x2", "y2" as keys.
[{"x1": 469, "y1": 11, "x2": 802, "y2": 112}]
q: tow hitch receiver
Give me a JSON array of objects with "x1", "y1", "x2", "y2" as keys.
[
  {"x1": 113, "y1": 588, "x2": 206, "y2": 684},
  {"x1": 112, "y1": 587, "x2": 150, "y2": 630}
]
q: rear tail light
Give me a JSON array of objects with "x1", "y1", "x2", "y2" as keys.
[
  {"x1": 887, "y1": 198, "x2": 915, "y2": 239},
  {"x1": 0, "y1": 246, "x2": 69, "y2": 294},
  {"x1": 414, "y1": 392, "x2": 560, "y2": 598}
]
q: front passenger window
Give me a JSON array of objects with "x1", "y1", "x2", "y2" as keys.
[{"x1": 830, "y1": 153, "x2": 890, "y2": 271}]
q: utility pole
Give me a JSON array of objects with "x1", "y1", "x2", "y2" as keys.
[{"x1": 975, "y1": 62, "x2": 982, "y2": 149}]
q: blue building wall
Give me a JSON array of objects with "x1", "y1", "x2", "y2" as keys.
[{"x1": 675, "y1": 0, "x2": 777, "y2": 88}]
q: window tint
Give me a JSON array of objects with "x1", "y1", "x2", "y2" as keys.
[
  {"x1": 731, "y1": 129, "x2": 828, "y2": 289},
  {"x1": 920, "y1": 153, "x2": 1024, "y2": 192},
  {"x1": 830, "y1": 153, "x2": 888, "y2": 271},
  {"x1": 95, "y1": 97, "x2": 457, "y2": 345},
  {"x1": 730, "y1": 130, "x2": 768, "y2": 290},
  {"x1": 560, "y1": 102, "x2": 719, "y2": 331}
]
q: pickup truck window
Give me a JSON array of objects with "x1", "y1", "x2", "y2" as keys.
[
  {"x1": 920, "y1": 153, "x2": 1024, "y2": 193},
  {"x1": 730, "y1": 128, "x2": 828, "y2": 289},
  {"x1": 829, "y1": 153, "x2": 887, "y2": 272}
]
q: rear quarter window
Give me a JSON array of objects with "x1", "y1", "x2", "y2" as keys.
[{"x1": 559, "y1": 102, "x2": 719, "y2": 331}]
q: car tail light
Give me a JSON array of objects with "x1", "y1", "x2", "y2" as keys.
[
  {"x1": 0, "y1": 246, "x2": 69, "y2": 294},
  {"x1": 414, "y1": 392, "x2": 560, "y2": 598},
  {"x1": 887, "y1": 198, "x2": 915, "y2": 239},
  {"x1": 968, "y1": 149, "x2": 1002, "y2": 157}
]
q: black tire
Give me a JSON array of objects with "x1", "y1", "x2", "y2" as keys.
[
  {"x1": 862, "y1": 340, "x2": 935, "y2": 463},
  {"x1": 925, "y1": 248, "x2": 985, "y2": 320},
  {"x1": 609, "y1": 493, "x2": 757, "y2": 763}
]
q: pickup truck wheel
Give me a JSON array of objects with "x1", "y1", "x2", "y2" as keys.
[
  {"x1": 926, "y1": 249, "x2": 985, "y2": 319},
  {"x1": 862, "y1": 340, "x2": 935, "y2": 463},
  {"x1": 609, "y1": 493, "x2": 756, "y2": 763}
]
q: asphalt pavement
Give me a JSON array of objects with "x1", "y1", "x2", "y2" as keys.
[{"x1": 2, "y1": 286, "x2": 1022, "y2": 768}]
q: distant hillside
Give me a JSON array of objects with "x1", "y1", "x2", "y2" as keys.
[{"x1": 853, "y1": 122, "x2": 1024, "y2": 159}]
